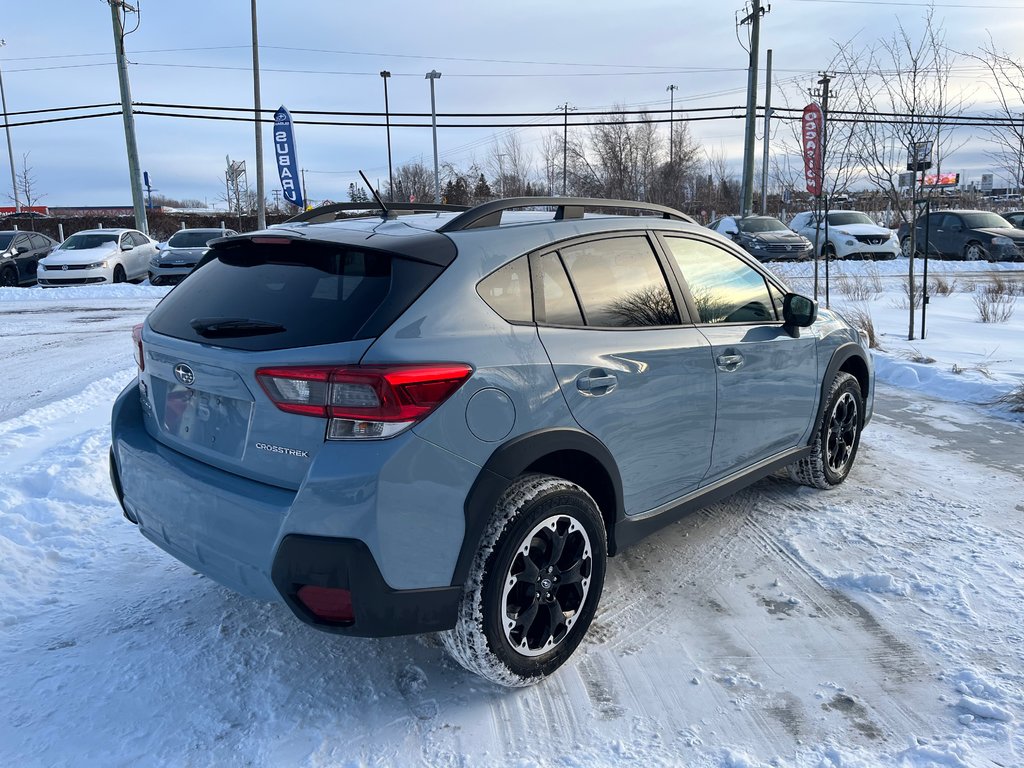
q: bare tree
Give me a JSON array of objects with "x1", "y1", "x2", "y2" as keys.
[
  {"x1": 13, "y1": 153, "x2": 44, "y2": 208},
  {"x1": 835, "y1": 9, "x2": 969, "y2": 222},
  {"x1": 973, "y1": 37, "x2": 1024, "y2": 194},
  {"x1": 487, "y1": 133, "x2": 533, "y2": 198},
  {"x1": 590, "y1": 108, "x2": 660, "y2": 201},
  {"x1": 386, "y1": 160, "x2": 434, "y2": 203}
]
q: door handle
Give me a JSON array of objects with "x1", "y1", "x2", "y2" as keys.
[
  {"x1": 576, "y1": 370, "x2": 618, "y2": 395},
  {"x1": 715, "y1": 353, "x2": 744, "y2": 372}
]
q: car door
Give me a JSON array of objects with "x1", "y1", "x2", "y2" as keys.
[
  {"x1": 127, "y1": 231, "x2": 151, "y2": 279},
  {"x1": 11, "y1": 233, "x2": 32, "y2": 283},
  {"x1": 532, "y1": 233, "x2": 717, "y2": 515},
  {"x1": 659, "y1": 234, "x2": 818, "y2": 484},
  {"x1": 916, "y1": 212, "x2": 948, "y2": 256},
  {"x1": 27, "y1": 234, "x2": 52, "y2": 280}
]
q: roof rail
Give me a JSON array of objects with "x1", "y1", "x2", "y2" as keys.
[
  {"x1": 285, "y1": 201, "x2": 469, "y2": 225},
  {"x1": 436, "y1": 197, "x2": 697, "y2": 233}
]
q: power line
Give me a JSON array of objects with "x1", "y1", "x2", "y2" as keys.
[{"x1": 790, "y1": 0, "x2": 1021, "y2": 7}]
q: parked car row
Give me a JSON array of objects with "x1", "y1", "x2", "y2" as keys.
[
  {"x1": 0, "y1": 227, "x2": 235, "y2": 288},
  {"x1": 710, "y1": 209, "x2": 1024, "y2": 263}
]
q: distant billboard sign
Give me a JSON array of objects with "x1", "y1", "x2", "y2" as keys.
[
  {"x1": 922, "y1": 172, "x2": 959, "y2": 187},
  {"x1": 908, "y1": 141, "x2": 933, "y2": 171},
  {"x1": 980, "y1": 173, "x2": 994, "y2": 192},
  {"x1": 801, "y1": 104, "x2": 823, "y2": 196}
]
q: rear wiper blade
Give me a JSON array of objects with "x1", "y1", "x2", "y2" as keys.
[{"x1": 190, "y1": 317, "x2": 286, "y2": 337}]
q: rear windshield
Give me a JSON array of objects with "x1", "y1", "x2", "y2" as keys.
[
  {"x1": 168, "y1": 230, "x2": 226, "y2": 248},
  {"x1": 147, "y1": 240, "x2": 442, "y2": 351}
]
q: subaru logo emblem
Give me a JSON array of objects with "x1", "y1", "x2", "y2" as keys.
[{"x1": 173, "y1": 363, "x2": 195, "y2": 386}]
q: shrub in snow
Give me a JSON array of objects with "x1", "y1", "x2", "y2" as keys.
[{"x1": 973, "y1": 284, "x2": 1016, "y2": 323}]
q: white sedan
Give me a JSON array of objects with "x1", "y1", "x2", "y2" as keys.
[
  {"x1": 37, "y1": 228, "x2": 158, "y2": 286},
  {"x1": 789, "y1": 211, "x2": 900, "y2": 260}
]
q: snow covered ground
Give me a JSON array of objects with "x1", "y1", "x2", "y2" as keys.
[{"x1": 0, "y1": 266, "x2": 1021, "y2": 768}]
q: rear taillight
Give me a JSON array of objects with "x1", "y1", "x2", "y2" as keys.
[
  {"x1": 132, "y1": 324, "x2": 144, "y2": 371},
  {"x1": 255, "y1": 364, "x2": 473, "y2": 440}
]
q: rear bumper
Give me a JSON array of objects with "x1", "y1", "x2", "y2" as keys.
[{"x1": 110, "y1": 381, "x2": 474, "y2": 635}]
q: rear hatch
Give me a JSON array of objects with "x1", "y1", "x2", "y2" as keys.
[{"x1": 141, "y1": 234, "x2": 448, "y2": 489}]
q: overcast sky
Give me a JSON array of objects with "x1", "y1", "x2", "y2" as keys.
[{"x1": 2, "y1": 0, "x2": 1024, "y2": 208}]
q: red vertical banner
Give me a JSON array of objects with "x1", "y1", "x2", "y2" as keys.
[{"x1": 802, "y1": 103, "x2": 823, "y2": 196}]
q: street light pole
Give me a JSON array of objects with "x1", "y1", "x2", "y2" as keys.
[
  {"x1": 425, "y1": 70, "x2": 442, "y2": 203},
  {"x1": 250, "y1": 0, "x2": 266, "y2": 230},
  {"x1": 380, "y1": 70, "x2": 394, "y2": 201},
  {"x1": 107, "y1": 1, "x2": 148, "y2": 234},
  {"x1": 666, "y1": 84, "x2": 677, "y2": 162},
  {"x1": 0, "y1": 40, "x2": 19, "y2": 213},
  {"x1": 558, "y1": 102, "x2": 576, "y2": 196}
]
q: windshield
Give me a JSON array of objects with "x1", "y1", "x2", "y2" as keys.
[
  {"x1": 0, "y1": 234, "x2": 15, "y2": 250},
  {"x1": 827, "y1": 212, "x2": 874, "y2": 226},
  {"x1": 738, "y1": 217, "x2": 788, "y2": 233},
  {"x1": 168, "y1": 230, "x2": 225, "y2": 248},
  {"x1": 960, "y1": 212, "x2": 1011, "y2": 229},
  {"x1": 59, "y1": 233, "x2": 118, "y2": 250}
]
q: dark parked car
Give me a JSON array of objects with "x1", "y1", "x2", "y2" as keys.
[
  {"x1": 0, "y1": 230, "x2": 59, "y2": 286},
  {"x1": 708, "y1": 215, "x2": 813, "y2": 262},
  {"x1": 150, "y1": 228, "x2": 237, "y2": 286},
  {"x1": 897, "y1": 210, "x2": 1024, "y2": 262},
  {"x1": 1002, "y1": 211, "x2": 1024, "y2": 229}
]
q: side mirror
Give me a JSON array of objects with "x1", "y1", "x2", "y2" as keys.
[
  {"x1": 121, "y1": 241, "x2": 133, "y2": 251},
  {"x1": 783, "y1": 292, "x2": 817, "y2": 335},
  {"x1": 157, "y1": 242, "x2": 168, "y2": 250},
  {"x1": 14, "y1": 244, "x2": 29, "y2": 254},
  {"x1": 724, "y1": 228, "x2": 739, "y2": 237}
]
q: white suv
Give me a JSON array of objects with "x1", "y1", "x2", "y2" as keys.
[{"x1": 789, "y1": 211, "x2": 899, "y2": 260}]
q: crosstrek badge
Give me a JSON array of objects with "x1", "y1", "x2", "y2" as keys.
[{"x1": 254, "y1": 442, "x2": 309, "y2": 458}]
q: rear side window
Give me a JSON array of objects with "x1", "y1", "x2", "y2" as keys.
[
  {"x1": 148, "y1": 241, "x2": 441, "y2": 351},
  {"x1": 533, "y1": 252, "x2": 584, "y2": 326},
  {"x1": 665, "y1": 237, "x2": 775, "y2": 324},
  {"x1": 478, "y1": 257, "x2": 532, "y2": 323},
  {"x1": 559, "y1": 236, "x2": 680, "y2": 327}
]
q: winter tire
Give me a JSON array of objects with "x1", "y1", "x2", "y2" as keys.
[
  {"x1": 440, "y1": 473, "x2": 607, "y2": 687},
  {"x1": 0, "y1": 266, "x2": 17, "y2": 287},
  {"x1": 789, "y1": 372, "x2": 863, "y2": 489},
  {"x1": 113, "y1": 265, "x2": 127, "y2": 283}
]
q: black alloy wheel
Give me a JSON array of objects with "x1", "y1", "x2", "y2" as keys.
[{"x1": 825, "y1": 390, "x2": 859, "y2": 478}]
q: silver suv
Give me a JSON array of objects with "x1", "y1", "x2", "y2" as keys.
[{"x1": 110, "y1": 197, "x2": 873, "y2": 686}]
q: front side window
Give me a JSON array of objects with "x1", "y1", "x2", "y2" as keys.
[
  {"x1": 665, "y1": 237, "x2": 775, "y2": 324},
  {"x1": 559, "y1": 236, "x2": 680, "y2": 328}
]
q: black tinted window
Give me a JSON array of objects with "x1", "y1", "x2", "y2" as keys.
[
  {"x1": 666, "y1": 237, "x2": 774, "y2": 324},
  {"x1": 148, "y1": 241, "x2": 440, "y2": 351},
  {"x1": 559, "y1": 236, "x2": 679, "y2": 327},
  {"x1": 29, "y1": 234, "x2": 50, "y2": 249},
  {"x1": 533, "y1": 252, "x2": 583, "y2": 326},
  {"x1": 478, "y1": 257, "x2": 532, "y2": 323},
  {"x1": 169, "y1": 230, "x2": 225, "y2": 248}
]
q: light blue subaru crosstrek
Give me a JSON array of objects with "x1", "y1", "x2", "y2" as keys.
[{"x1": 110, "y1": 197, "x2": 873, "y2": 686}]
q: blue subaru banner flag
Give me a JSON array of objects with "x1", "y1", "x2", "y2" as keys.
[{"x1": 274, "y1": 106, "x2": 304, "y2": 208}]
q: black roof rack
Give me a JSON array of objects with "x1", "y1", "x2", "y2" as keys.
[
  {"x1": 436, "y1": 197, "x2": 697, "y2": 233},
  {"x1": 285, "y1": 201, "x2": 469, "y2": 225}
]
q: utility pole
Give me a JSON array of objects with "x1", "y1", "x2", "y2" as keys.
[
  {"x1": 760, "y1": 49, "x2": 772, "y2": 215},
  {"x1": 0, "y1": 39, "x2": 19, "y2": 213},
  {"x1": 250, "y1": 0, "x2": 266, "y2": 230},
  {"x1": 739, "y1": 0, "x2": 769, "y2": 218},
  {"x1": 666, "y1": 84, "x2": 678, "y2": 162},
  {"x1": 558, "y1": 103, "x2": 576, "y2": 196},
  {"x1": 107, "y1": 1, "x2": 148, "y2": 234},
  {"x1": 380, "y1": 71, "x2": 394, "y2": 201},
  {"x1": 301, "y1": 168, "x2": 308, "y2": 207},
  {"x1": 425, "y1": 70, "x2": 442, "y2": 203}
]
